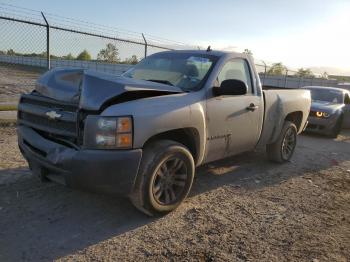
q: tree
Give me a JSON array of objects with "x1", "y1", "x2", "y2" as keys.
[
  {"x1": 267, "y1": 62, "x2": 287, "y2": 75},
  {"x1": 97, "y1": 43, "x2": 120, "y2": 63},
  {"x1": 244, "y1": 49, "x2": 253, "y2": 55},
  {"x1": 76, "y1": 50, "x2": 91, "y2": 61},
  {"x1": 63, "y1": 53, "x2": 75, "y2": 60},
  {"x1": 7, "y1": 49, "x2": 15, "y2": 55},
  {"x1": 123, "y1": 55, "x2": 138, "y2": 65},
  {"x1": 295, "y1": 68, "x2": 314, "y2": 78}
]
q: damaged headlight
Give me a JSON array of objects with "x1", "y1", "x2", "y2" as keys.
[{"x1": 84, "y1": 116, "x2": 133, "y2": 149}]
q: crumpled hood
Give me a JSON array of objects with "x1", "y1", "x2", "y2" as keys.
[
  {"x1": 35, "y1": 68, "x2": 183, "y2": 111},
  {"x1": 311, "y1": 100, "x2": 343, "y2": 114}
]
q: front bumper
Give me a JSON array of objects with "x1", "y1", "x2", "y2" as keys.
[
  {"x1": 305, "y1": 115, "x2": 338, "y2": 135},
  {"x1": 17, "y1": 125, "x2": 142, "y2": 195}
]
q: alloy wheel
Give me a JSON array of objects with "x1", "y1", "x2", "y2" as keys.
[
  {"x1": 152, "y1": 157, "x2": 188, "y2": 205},
  {"x1": 281, "y1": 127, "x2": 296, "y2": 160}
]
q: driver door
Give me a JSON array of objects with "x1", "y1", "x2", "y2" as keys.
[{"x1": 205, "y1": 59, "x2": 264, "y2": 163}]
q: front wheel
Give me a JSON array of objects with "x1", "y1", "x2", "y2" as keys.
[
  {"x1": 130, "y1": 140, "x2": 195, "y2": 216},
  {"x1": 266, "y1": 121, "x2": 297, "y2": 163}
]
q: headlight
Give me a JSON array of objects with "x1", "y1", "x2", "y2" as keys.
[
  {"x1": 315, "y1": 111, "x2": 330, "y2": 118},
  {"x1": 84, "y1": 116, "x2": 133, "y2": 149},
  {"x1": 322, "y1": 112, "x2": 330, "y2": 118}
]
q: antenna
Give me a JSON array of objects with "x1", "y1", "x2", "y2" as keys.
[{"x1": 206, "y1": 45, "x2": 211, "y2": 52}]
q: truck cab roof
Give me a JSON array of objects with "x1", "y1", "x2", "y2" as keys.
[{"x1": 153, "y1": 49, "x2": 245, "y2": 58}]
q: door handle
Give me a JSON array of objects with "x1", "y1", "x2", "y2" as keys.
[{"x1": 246, "y1": 103, "x2": 258, "y2": 111}]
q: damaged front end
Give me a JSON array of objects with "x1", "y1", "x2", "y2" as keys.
[
  {"x1": 18, "y1": 68, "x2": 183, "y2": 147},
  {"x1": 17, "y1": 125, "x2": 142, "y2": 194},
  {"x1": 17, "y1": 68, "x2": 181, "y2": 193},
  {"x1": 35, "y1": 67, "x2": 183, "y2": 111}
]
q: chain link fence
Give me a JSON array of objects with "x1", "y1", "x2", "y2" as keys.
[
  {"x1": 0, "y1": 3, "x2": 342, "y2": 105},
  {"x1": 254, "y1": 61, "x2": 338, "y2": 89},
  {"x1": 0, "y1": 4, "x2": 197, "y2": 104}
]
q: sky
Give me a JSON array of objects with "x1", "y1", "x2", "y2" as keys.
[{"x1": 2, "y1": 0, "x2": 350, "y2": 75}]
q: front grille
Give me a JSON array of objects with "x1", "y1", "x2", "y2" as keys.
[
  {"x1": 307, "y1": 124, "x2": 325, "y2": 130},
  {"x1": 18, "y1": 93, "x2": 79, "y2": 143},
  {"x1": 307, "y1": 124, "x2": 317, "y2": 129},
  {"x1": 19, "y1": 112, "x2": 76, "y2": 136}
]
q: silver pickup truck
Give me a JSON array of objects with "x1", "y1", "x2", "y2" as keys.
[{"x1": 17, "y1": 50, "x2": 311, "y2": 215}]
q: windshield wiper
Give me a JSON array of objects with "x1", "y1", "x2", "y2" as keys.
[{"x1": 146, "y1": 79, "x2": 174, "y2": 86}]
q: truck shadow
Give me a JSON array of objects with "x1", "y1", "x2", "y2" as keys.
[
  {"x1": 1, "y1": 131, "x2": 349, "y2": 261},
  {"x1": 0, "y1": 171, "x2": 153, "y2": 261},
  {"x1": 193, "y1": 151, "x2": 316, "y2": 196},
  {"x1": 192, "y1": 130, "x2": 350, "y2": 195}
]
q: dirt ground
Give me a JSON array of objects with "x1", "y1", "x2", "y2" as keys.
[
  {"x1": 0, "y1": 63, "x2": 42, "y2": 104},
  {"x1": 0, "y1": 126, "x2": 349, "y2": 262}
]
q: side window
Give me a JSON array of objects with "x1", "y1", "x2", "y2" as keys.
[{"x1": 217, "y1": 59, "x2": 253, "y2": 93}]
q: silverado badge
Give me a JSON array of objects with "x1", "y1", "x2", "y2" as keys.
[{"x1": 45, "y1": 110, "x2": 62, "y2": 120}]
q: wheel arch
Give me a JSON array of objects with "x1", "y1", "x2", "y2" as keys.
[
  {"x1": 142, "y1": 128, "x2": 201, "y2": 165},
  {"x1": 285, "y1": 111, "x2": 303, "y2": 132}
]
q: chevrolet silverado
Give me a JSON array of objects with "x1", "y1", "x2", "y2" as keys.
[{"x1": 17, "y1": 50, "x2": 311, "y2": 215}]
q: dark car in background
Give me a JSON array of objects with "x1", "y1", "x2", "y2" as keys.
[{"x1": 304, "y1": 86, "x2": 350, "y2": 138}]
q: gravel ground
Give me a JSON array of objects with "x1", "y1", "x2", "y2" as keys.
[
  {"x1": 0, "y1": 63, "x2": 42, "y2": 103},
  {"x1": 0, "y1": 126, "x2": 349, "y2": 261}
]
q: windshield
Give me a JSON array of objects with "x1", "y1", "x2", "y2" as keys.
[
  {"x1": 122, "y1": 53, "x2": 217, "y2": 91},
  {"x1": 309, "y1": 88, "x2": 343, "y2": 103}
]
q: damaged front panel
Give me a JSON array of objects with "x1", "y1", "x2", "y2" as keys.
[{"x1": 35, "y1": 68, "x2": 183, "y2": 111}]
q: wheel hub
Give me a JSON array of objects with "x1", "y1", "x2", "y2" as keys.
[
  {"x1": 152, "y1": 157, "x2": 188, "y2": 205},
  {"x1": 282, "y1": 127, "x2": 296, "y2": 160}
]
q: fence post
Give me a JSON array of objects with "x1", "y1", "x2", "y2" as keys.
[
  {"x1": 41, "y1": 12, "x2": 50, "y2": 70},
  {"x1": 262, "y1": 61, "x2": 267, "y2": 85},
  {"x1": 284, "y1": 69, "x2": 288, "y2": 88},
  {"x1": 142, "y1": 33, "x2": 147, "y2": 58}
]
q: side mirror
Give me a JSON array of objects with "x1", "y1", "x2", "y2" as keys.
[{"x1": 213, "y1": 79, "x2": 248, "y2": 96}]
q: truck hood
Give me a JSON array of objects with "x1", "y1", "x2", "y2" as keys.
[
  {"x1": 35, "y1": 68, "x2": 183, "y2": 111},
  {"x1": 311, "y1": 100, "x2": 343, "y2": 113}
]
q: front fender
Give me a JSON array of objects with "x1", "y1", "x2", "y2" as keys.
[{"x1": 101, "y1": 92, "x2": 207, "y2": 164}]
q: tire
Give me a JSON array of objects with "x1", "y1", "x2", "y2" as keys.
[
  {"x1": 266, "y1": 121, "x2": 297, "y2": 163},
  {"x1": 329, "y1": 115, "x2": 343, "y2": 138},
  {"x1": 130, "y1": 140, "x2": 195, "y2": 216}
]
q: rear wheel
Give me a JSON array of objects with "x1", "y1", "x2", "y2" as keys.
[
  {"x1": 267, "y1": 121, "x2": 297, "y2": 163},
  {"x1": 130, "y1": 140, "x2": 195, "y2": 216}
]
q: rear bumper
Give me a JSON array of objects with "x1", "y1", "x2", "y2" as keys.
[
  {"x1": 17, "y1": 125, "x2": 142, "y2": 195},
  {"x1": 305, "y1": 115, "x2": 338, "y2": 135}
]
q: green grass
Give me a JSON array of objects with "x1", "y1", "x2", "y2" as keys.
[{"x1": 0, "y1": 104, "x2": 17, "y2": 111}]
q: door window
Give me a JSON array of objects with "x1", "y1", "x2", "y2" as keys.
[{"x1": 218, "y1": 59, "x2": 253, "y2": 93}]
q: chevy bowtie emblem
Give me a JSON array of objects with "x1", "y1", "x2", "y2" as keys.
[{"x1": 46, "y1": 110, "x2": 62, "y2": 120}]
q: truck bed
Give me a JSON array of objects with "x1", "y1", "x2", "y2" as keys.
[
  {"x1": 262, "y1": 85, "x2": 301, "y2": 90},
  {"x1": 257, "y1": 89, "x2": 311, "y2": 147}
]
